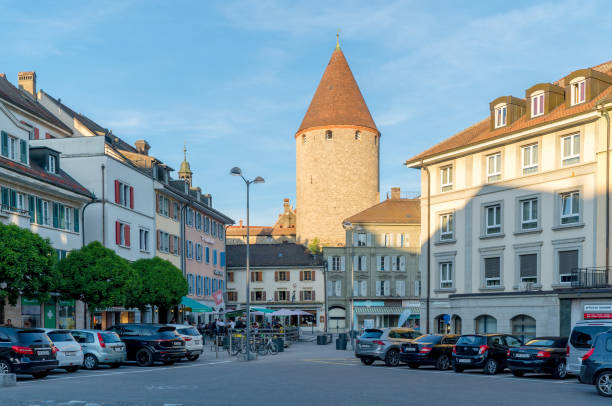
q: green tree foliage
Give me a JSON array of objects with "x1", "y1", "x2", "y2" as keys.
[
  {"x1": 128, "y1": 257, "x2": 187, "y2": 312},
  {"x1": 0, "y1": 223, "x2": 57, "y2": 305},
  {"x1": 308, "y1": 237, "x2": 322, "y2": 255},
  {"x1": 56, "y1": 241, "x2": 140, "y2": 310}
]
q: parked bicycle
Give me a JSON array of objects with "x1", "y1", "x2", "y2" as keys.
[{"x1": 255, "y1": 335, "x2": 278, "y2": 356}]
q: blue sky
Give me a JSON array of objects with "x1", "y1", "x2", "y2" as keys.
[{"x1": 1, "y1": 0, "x2": 611, "y2": 224}]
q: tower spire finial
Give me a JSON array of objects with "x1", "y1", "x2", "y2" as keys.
[
  {"x1": 336, "y1": 29, "x2": 341, "y2": 50},
  {"x1": 183, "y1": 141, "x2": 187, "y2": 161}
]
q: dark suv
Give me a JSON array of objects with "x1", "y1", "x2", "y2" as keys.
[
  {"x1": 400, "y1": 334, "x2": 459, "y2": 370},
  {"x1": 106, "y1": 324, "x2": 185, "y2": 367},
  {"x1": 579, "y1": 329, "x2": 612, "y2": 397},
  {"x1": 452, "y1": 334, "x2": 522, "y2": 374},
  {"x1": 0, "y1": 327, "x2": 59, "y2": 378}
]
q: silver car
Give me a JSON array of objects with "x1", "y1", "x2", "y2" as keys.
[
  {"x1": 167, "y1": 324, "x2": 204, "y2": 361},
  {"x1": 71, "y1": 330, "x2": 126, "y2": 370},
  {"x1": 355, "y1": 328, "x2": 422, "y2": 366},
  {"x1": 567, "y1": 320, "x2": 612, "y2": 375},
  {"x1": 43, "y1": 329, "x2": 83, "y2": 373}
]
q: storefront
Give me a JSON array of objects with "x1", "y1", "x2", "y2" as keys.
[
  {"x1": 58, "y1": 300, "x2": 76, "y2": 329},
  {"x1": 21, "y1": 298, "x2": 42, "y2": 328},
  {"x1": 353, "y1": 301, "x2": 420, "y2": 331}
]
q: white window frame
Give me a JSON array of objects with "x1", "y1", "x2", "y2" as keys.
[
  {"x1": 561, "y1": 133, "x2": 580, "y2": 166},
  {"x1": 519, "y1": 253, "x2": 538, "y2": 284},
  {"x1": 560, "y1": 190, "x2": 580, "y2": 225},
  {"x1": 139, "y1": 228, "x2": 149, "y2": 252},
  {"x1": 495, "y1": 104, "x2": 507, "y2": 128},
  {"x1": 486, "y1": 153, "x2": 502, "y2": 182},
  {"x1": 332, "y1": 256, "x2": 341, "y2": 271},
  {"x1": 47, "y1": 154, "x2": 56, "y2": 174},
  {"x1": 439, "y1": 262, "x2": 453, "y2": 289},
  {"x1": 521, "y1": 143, "x2": 538, "y2": 175},
  {"x1": 531, "y1": 92, "x2": 544, "y2": 117},
  {"x1": 357, "y1": 233, "x2": 366, "y2": 247},
  {"x1": 520, "y1": 198, "x2": 538, "y2": 231},
  {"x1": 440, "y1": 166, "x2": 453, "y2": 192},
  {"x1": 571, "y1": 79, "x2": 586, "y2": 106},
  {"x1": 484, "y1": 256, "x2": 501, "y2": 287},
  {"x1": 485, "y1": 204, "x2": 502, "y2": 235},
  {"x1": 439, "y1": 213, "x2": 454, "y2": 241}
]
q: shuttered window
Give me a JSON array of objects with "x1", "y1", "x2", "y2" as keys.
[
  {"x1": 559, "y1": 250, "x2": 578, "y2": 283},
  {"x1": 519, "y1": 254, "x2": 537, "y2": 283},
  {"x1": 484, "y1": 257, "x2": 501, "y2": 287}
]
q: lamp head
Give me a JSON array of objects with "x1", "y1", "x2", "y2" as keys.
[
  {"x1": 230, "y1": 167, "x2": 242, "y2": 176},
  {"x1": 253, "y1": 176, "x2": 265, "y2": 184},
  {"x1": 342, "y1": 221, "x2": 353, "y2": 230}
]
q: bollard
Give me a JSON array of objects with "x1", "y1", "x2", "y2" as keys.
[
  {"x1": 215, "y1": 335, "x2": 219, "y2": 359},
  {"x1": 0, "y1": 373, "x2": 16, "y2": 387},
  {"x1": 229, "y1": 333, "x2": 232, "y2": 356}
]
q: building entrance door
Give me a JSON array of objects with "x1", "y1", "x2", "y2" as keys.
[{"x1": 44, "y1": 303, "x2": 56, "y2": 328}]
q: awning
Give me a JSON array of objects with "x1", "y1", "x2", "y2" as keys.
[
  {"x1": 354, "y1": 306, "x2": 420, "y2": 317},
  {"x1": 180, "y1": 297, "x2": 213, "y2": 313}
]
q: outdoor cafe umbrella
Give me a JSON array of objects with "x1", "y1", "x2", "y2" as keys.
[{"x1": 270, "y1": 309, "x2": 295, "y2": 316}]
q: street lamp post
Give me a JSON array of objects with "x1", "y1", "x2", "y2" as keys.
[
  {"x1": 342, "y1": 221, "x2": 355, "y2": 350},
  {"x1": 230, "y1": 167, "x2": 264, "y2": 361}
]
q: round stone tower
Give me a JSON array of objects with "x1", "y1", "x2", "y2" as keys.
[{"x1": 296, "y1": 42, "x2": 380, "y2": 247}]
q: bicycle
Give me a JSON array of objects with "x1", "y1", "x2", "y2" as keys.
[
  {"x1": 228, "y1": 334, "x2": 257, "y2": 356},
  {"x1": 256, "y1": 335, "x2": 278, "y2": 356}
]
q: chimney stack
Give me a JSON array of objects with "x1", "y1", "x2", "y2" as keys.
[
  {"x1": 239, "y1": 220, "x2": 243, "y2": 227},
  {"x1": 283, "y1": 198, "x2": 291, "y2": 212},
  {"x1": 390, "y1": 187, "x2": 401, "y2": 200},
  {"x1": 134, "y1": 140, "x2": 151, "y2": 155},
  {"x1": 18, "y1": 71, "x2": 36, "y2": 96}
]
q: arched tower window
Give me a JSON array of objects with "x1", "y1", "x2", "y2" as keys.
[
  {"x1": 325, "y1": 130, "x2": 333, "y2": 140},
  {"x1": 355, "y1": 130, "x2": 361, "y2": 140},
  {"x1": 302, "y1": 134, "x2": 306, "y2": 144}
]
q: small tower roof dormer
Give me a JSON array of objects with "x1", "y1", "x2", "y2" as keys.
[{"x1": 178, "y1": 144, "x2": 193, "y2": 187}]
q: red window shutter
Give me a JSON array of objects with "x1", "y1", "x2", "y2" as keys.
[
  {"x1": 312, "y1": 271, "x2": 315, "y2": 281},
  {"x1": 169, "y1": 235, "x2": 174, "y2": 253},
  {"x1": 250, "y1": 291, "x2": 255, "y2": 301},
  {"x1": 45, "y1": 132, "x2": 52, "y2": 139},
  {"x1": 114, "y1": 180, "x2": 120, "y2": 203},
  {"x1": 287, "y1": 271, "x2": 290, "y2": 281},
  {"x1": 34, "y1": 128, "x2": 39, "y2": 140},
  {"x1": 157, "y1": 230, "x2": 161, "y2": 250},
  {"x1": 312, "y1": 291, "x2": 315, "y2": 301},
  {"x1": 177, "y1": 237, "x2": 181, "y2": 255},
  {"x1": 129, "y1": 186, "x2": 134, "y2": 209},
  {"x1": 125, "y1": 225, "x2": 130, "y2": 247},
  {"x1": 115, "y1": 221, "x2": 121, "y2": 245},
  {"x1": 274, "y1": 272, "x2": 278, "y2": 281},
  {"x1": 300, "y1": 271, "x2": 303, "y2": 281}
]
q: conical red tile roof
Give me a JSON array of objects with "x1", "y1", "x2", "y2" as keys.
[{"x1": 297, "y1": 48, "x2": 378, "y2": 134}]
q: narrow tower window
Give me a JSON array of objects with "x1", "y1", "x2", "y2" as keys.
[
  {"x1": 302, "y1": 134, "x2": 306, "y2": 144},
  {"x1": 355, "y1": 130, "x2": 361, "y2": 140},
  {"x1": 325, "y1": 130, "x2": 333, "y2": 140}
]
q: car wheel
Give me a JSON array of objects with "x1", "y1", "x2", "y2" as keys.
[
  {"x1": 65, "y1": 366, "x2": 80, "y2": 373},
  {"x1": 163, "y1": 361, "x2": 176, "y2": 366},
  {"x1": 110, "y1": 363, "x2": 121, "y2": 369},
  {"x1": 436, "y1": 355, "x2": 450, "y2": 371},
  {"x1": 83, "y1": 354, "x2": 99, "y2": 370},
  {"x1": 552, "y1": 361, "x2": 567, "y2": 379},
  {"x1": 32, "y1": 371, "x2": 49, "y2": 379},
  {"x1": 484, "y1": 358, "x2": 499, "y2": 375},
  {"x1": 453, "y1": 365, "x2": 464, "y2": 373},
  {"x1": 596, "y1": 371, "x2": 612, "y2": 397},
  {"x1": 136, "y1": 348, "x2": 154, "y2": 367},
  {"x1": 0, "y1": 360, "x2": 11, "y2": 375},
  {"x1": 384, "y1": 350, "x2": 400, "y2": 367},
  {"x1": 511, "y1": 370, "x2": 525, "y2": 377},
  {"x1": 408, "y1": 362, "x2": 420, "y2": 369},
  {"x1": 360, "y1": 357, "x2": 375, "y2": 365},
  {"x1": 186, "y1": 354, "x2": 200, "y2": 361}
]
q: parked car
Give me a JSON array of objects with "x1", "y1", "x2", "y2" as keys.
[
  {"x1": 167, "y1": 324, "x2": 204, "y2": 361},
  {"x1": 579, "y1": 328, "x2": 612, "y2": 397},
  {"x1": 507, "y1": 336, "x2": 568, "y2": 379},
  {"x1": 567, "y1": 320, "x2": 612, "y2": 375},
  {"x1": 71, "y1": 330, "x2": 126, "y2": 370},
  {"x1": 106, "y1": 324, "x2": 185, "y2": 367},
  {"x1": 0, "y1": 327, "x2": 58, "y2": 378},
  {"x1": 42, "y1": 329, "x2": 83, "y2": 373},
  {"x1": 400, "y1": 334, "x2": 459, "y2": 370},
  {"x1": 355, "y1": 328, "x2": 422, "y2": 367},
  {"x1": 452, "y1": 334, "x2": 522, "y2": 374}
]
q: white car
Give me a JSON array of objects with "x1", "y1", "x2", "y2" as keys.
[
  {"x1": 567, "y1": 320, "x2": 612, "y2": 375},
  {"x1": 167, "y1": 324, "x2": 204, "y2": 361},
  {"x1": 43, "y1": 329, "x2": 84, "y2": 372}
]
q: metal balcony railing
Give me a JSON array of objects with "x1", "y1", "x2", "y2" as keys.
[{"x1": 570, "y1": 267, "x2": 611, "y2": 289}]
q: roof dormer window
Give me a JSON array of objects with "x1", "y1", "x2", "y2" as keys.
[
  {"x1": 494, "y1": 104, "x2": 507, "y2": 128},
  {"x1": 47, "y1": 155, "x2": 56, "y2": 174},
  {"x1": 531, "y1": 92, "x2": 544, "y2": 118},
  {"x1": 325, "y1": 130, "x2": 333, "y2": 140},
  {"x1": 570, "y1": 78, "x2": 586, "y2": 106}
]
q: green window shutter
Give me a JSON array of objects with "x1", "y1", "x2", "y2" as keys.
[
  {"x1": 9, "y1": 189, "x2": 16, "y2": 209},
  {"x1": 1, "y1": 132, "x2": 7, "y2": 157},
  {"x1": 58, "y1": 204, "x2": 65, "y2": 229},
  {"x1": 52, "y1": 203, "x2": 59, "y2": 228},
  {"x1": 36, "y1": 198, "x2": 43, "y2": 225},
  {"x1": 28, "y1": 195, "x2": 35, "y2": 223},
  {"x1": 1, "y1": 187, "x2": 7, "y2": 207},
  {"x1": 73, "y1": 208, "x2": 79, "y2": 232},
  {"x1": 20, "y1": 140, "x2": 27, "y2": 163}
]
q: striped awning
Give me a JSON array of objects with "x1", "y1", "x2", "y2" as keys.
[{"x1": 354, "y1": 306, "x2": 420, "y2": 317}]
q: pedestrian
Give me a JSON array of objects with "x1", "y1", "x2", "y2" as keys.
[
  {"x1": 5, "y1": 319, "x2": 12, "y2": 327},
  {"x1": 170, "y1": 317, "x2": 176, "y2": 324}
]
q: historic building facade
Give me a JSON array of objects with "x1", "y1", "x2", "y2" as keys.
[{"x1": 226, "y1": 198, "x2": 296, "y2": 245}]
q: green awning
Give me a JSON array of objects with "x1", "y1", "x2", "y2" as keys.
[
  {"x1": 251, "y1": 307, "x2": 275, "y2": 314},
  {"x1": 180, "y1": 297, "x2": 213, "y2": 313},
  {"x1": 354, "y1": 306, "x2": 410, "y2": 315}
]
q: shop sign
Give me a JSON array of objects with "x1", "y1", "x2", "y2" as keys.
[
  {"x1": 584, "y1": 313, "x2": 612, "y2": 320},
  {"x1": 21, "y1": 298, "x2": 40, "y2": 306},
  {"x1": 59, "y1": 299, "x2": 75, "y2": 307},
  {"x1": 584, "y1": 305, "x2": 612, "y2": 312},
  {"x1": 354, "y1": 301, "x2": 384, "y2": 307},
  {"x1": 201, "y1": 236, "x2": 215, "y2": 245}
]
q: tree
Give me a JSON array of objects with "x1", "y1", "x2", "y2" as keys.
[
  {"x1": 0, "y1": 223, "x2": 57, "y2": 305},
  {"x1": 55, "y1": 241, "x2": 141, "y2": 311},
  {"x1": 308, "y1": 237, "x2": 322, "y2": 255},
  {"x1": 127, "y1": 257, "x2": 187, "y2": 316}
]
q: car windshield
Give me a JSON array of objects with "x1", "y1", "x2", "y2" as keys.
[
  {"x1": 526, "y1": 338, "x2": 566, "y2": 348},
  {"x1": 17, "y1": 331, "x2": 51, "y2": 345},
  {"x1": 414, "y1": 335, "x2": 442, "y2": 344},
  {"x1": 570, "y1": 326, "x2": 610, "y2": 349},
  {"x1": 361, "y1": 329, "x2": 383, "y2": 339},
  {"x1": 47, "y1": 331, "x2": 75, "y2": 342},
  {"x1": 178, "y1": 327, "x2": 200, "y2": 336},
  {"x1": 99, "y1": 332, "x2": 122, "y2": 343},
  {"x1": 457, "y1": 335, "x2": 486, "y2": 346}
]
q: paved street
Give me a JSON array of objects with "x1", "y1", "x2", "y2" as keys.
[{"x1": 0, "y1": 341, "x2": 608, "y2": 406}]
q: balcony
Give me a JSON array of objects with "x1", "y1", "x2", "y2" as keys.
[{"x1": 570, "y1": 268, "x2": 612, "y2": 289}]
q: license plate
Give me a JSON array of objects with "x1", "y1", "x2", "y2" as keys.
[
  {"x1": 515, "y1": 353, "x2": 530, "y2": 358},
  {"x1": 193, "y1": 340, "x2": 200, "y2": 345},
  {"x1": 173, "y1": 342, "x2": 182, "y2": 347},
  {"x1": 113, "y1": 347, "x2": 123, "y2": 352},
  {"x1": 458, "y1": 358, "x2": 471, "y2": 363},
  {"x1": 64, "y1": 351, "x2": 77, "y2": 356},
  {"x1": 37, "y1": 350, "x2": 49, "y2": 356},
  {"x1": 406, "y1": 347, "x2": 416, "y2": 352}
]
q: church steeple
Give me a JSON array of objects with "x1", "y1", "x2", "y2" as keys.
[{"x1": 178, "y1": 144, "x2": 193, "y2": 187}]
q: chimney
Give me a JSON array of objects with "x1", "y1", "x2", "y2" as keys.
[
  {"x1": 390, "y1": 187, "x2": 401, "y2": 200},
  {"x1": 283, "y1": 198, "x2": 291, "y2": 212},
  {"x1": 18, "y1": 71, "x2": 36, "y2": 96},
  {"x1": 134, "y1": 140, "x2": 151, "y2": 155},
  {"x1": 239, "y1": 220, "x2": 243, "y2": 227}
]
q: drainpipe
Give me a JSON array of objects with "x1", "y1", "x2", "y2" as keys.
[
  {"x1": 101, "y1": 164, "x2": 106, "y2": 246},
  {"x1": 597, "y1": 100, "x2": 611, "y2": 274},
  {"x1": 421, "y1": 161, "x2": 431, "y2": 334}
]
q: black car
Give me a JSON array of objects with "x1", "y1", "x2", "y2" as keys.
[
  {"x1": 452, "y1": 333, "x2": 522, "y2": 374},
  {"x1": 507, "y1": 336, "x2": 568, "y2": 379},
  {"x1": 400, "y1": 334, "x2": 459, "y2": 370},
  {"x1": 0, "y1": 327, "x2": 59, "y2": 378},
  {"x1": 579, "y1": 329, "x2": 612, "y2": 397},
  {"x1": 106, "y1": 324, "x2": 186, "y2": 367}
]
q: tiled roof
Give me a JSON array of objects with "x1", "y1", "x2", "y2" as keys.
[
  {"x1": 344, "y1": 198, "x2": 421, "y2": 224},
  {"x1": 0, "y1": 155, "x2": 92, "y2": 198},
  {"x1": 226, "y1": 225, "x2": 295, "y2": 237},
  {"x1": 227, "y1": 243, "x2": 322, "y2": 268},
  {"x1": 406, "y1": 60, "x2": 612, "y2": 165},
  {"x1": 0, "y1": 77, "x2": 72, "y2": 134},
  {"x1": 297, "y1": 48, "x2": 378, "y2": 134}
]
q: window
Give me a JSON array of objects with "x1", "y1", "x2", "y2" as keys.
[
  {"x1": 440, "y1": 213, "x2": 454, "y2": 241},
  {"x1": 47, "y1": 155, "x2": 56, "y2": 173},
  {"x1": 495, "y1": 105, "x2": 507, "y2": 128},
  {"x1": 277, "y1": 271, "x2": 290, "y2": 281},
  {"x1": 250, "y1": 291, "x2": 265, "y2": 301},
  {"x1": 19, "y1": 139, "x2": 27, "y2": 164},
  {"x1": 331, "y1": 256, "x2": 342, "y2": 271},
  {"x1": 359, "y1": 280, "x2": 367, "y2": 297},
  {"x1": 213, "y1": 249, "x2": 217, "y2": 265},
  {"x1": 531, "y1": 93, "x2": 544, "y2": 117},
  {"x1": 302, "y1": 271, "x2": 313, "y2": 281},
  {"x1": 325, "y1": 130, "x2": 332, "y2": 140},
  {"x1": 354, "y1": 130, "x2": 361, "y2": 140},
  {"x1": 484, "y1": 257, "x2": 501, "y2": 287},
  {"x1": 475, "y1": 315, "x2": 497, "y2": 334},
  {"x1": 329, "y1": 280, "x2": 342, "y2": 297},
  {"x1": 195, "y1": 243, "x2": 202, "y2": 261},
  {"x1": 172, "y1": 202, "x2": 179, "y2": 220},
  {"x1": 384, "y1": 233, "x2": 391, "y2": 247},
  {"x1": 377, "y1": 255, "x2": 389, "y2": 272},
  {"x1": 440, "y1": 166, "x2": 453, "y2": 192},
  {"x1": 561, "y1": 134, "x2": 580, "y2": 165},
  {"x1": 439, "y1": 262, "x2": 453, "y2": 289},
  {"x1": 186, "y1": 208, "x2": 194, "y2": 226},
  {"x1": 157, "y1": 231, "x2": 170, "y2": 253},
  {"x1": 276, "y1": 290, "x2": 289, "y2": 301},
  {"x1": 571, "y1": 79, "x2": 586, "y2": 105},
  {"x1": 211, "y1": 221, "x2": 217, "y2": 237},
  {"x1": 559, "y1": 249, "x2": 579, "y2": 283},
  {"x1": 227, "y1": 291, "x2": 237, "y2": 301},
  {"x1": 486, "y1": 153, "x2": 501, "y2": 182},
  {"x1": 512, "y1": 315, "x2": 536, "y2": 343},
  {"x1": 485, "y1": 204, "x2": 501, "y2": 235},
  {"x1": 520, "y1": 198, "x2": 538, "y2": 230},
  {"x1": 139, "y1": 229, "x2": 149, "y2": 252},
  {"x1": 205, "y1": 247, "x2": 210, "y2": 263},
  {"x1": 392, "y1": 256, "x2": 405, "y2": 272},
  {"x1": 301, "y1": 290, "x2": 314, "y2": 301},
  {"x1": 195, "y1": 213, "x2": 202, "y2": 230},
  {"x1": 302, "y1": 134, "x2": 306, "y2": 144},
  {"x1": 522, "y1": 144, "x2": 538, "y2": 174},
  {"x1": 357, "y1": 233, "x2": 366, "y2": 247},
  {"x1": 251, "y1": 272, "x2": 263, "y2": 282},
  {"x1": 116, "y1": 221, "x2": 130, "y2": 247},
  {"x1": 519, "y1": 254, "x2": 538, "y2": 284},
  {"x1": 115, "y1": 181, "x2": 133, "y2": 208},
  {"x1": 395, "y1": 280, "x2": 406, "y2": 296},
  {"x1": 355, "y1": 255, "x2": 367, "y2": 271},
  {"x1": 560, "y1": 191, "x2": 580, "y2": 224},
  {"x1": 205, "y1": 217, "x2": 210, "y2": 233},
  {"x1": 376, "y1": 280, "x2": 390, "y2": 296}
]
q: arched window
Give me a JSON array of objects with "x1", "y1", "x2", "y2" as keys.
[
  {"x1": 452, "y1": 315, "x2": 462, "y2": 335},
  {"x1": 475, "y1": 315, "x2": 497, "y2": 334},
  {"x1": 302, "y1": 134, "x2": 306, "y2": 144},
  {"x1": 354, "y1": 130, "x2": 361, "y2": 140},
  {"x1": 325, "y1": 130, "x2": 333, "y2": 140},
  {"x1": 328, "y1": 306, "x2": 346, "y2": 332},
  {"x1": 434, "y1": 314, "x2": 450, "y2": 334},
  {"x1": 511, "y1": 315, "x2": 536, "y2": 343}
]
